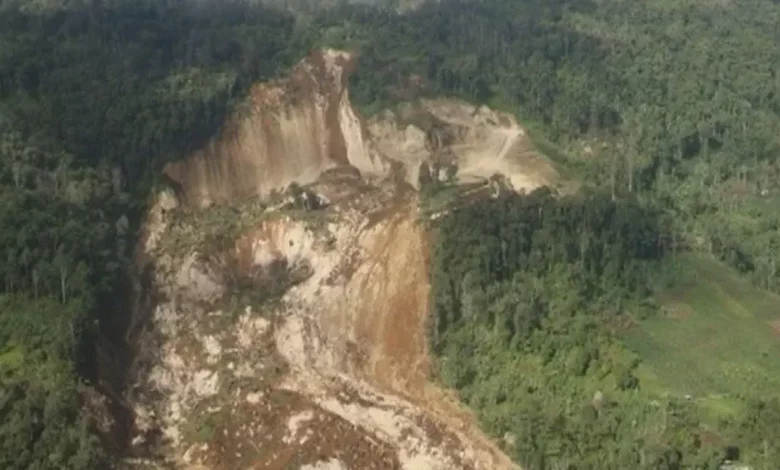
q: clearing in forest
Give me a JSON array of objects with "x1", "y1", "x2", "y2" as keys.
[{"x1": 624, "y1": 254, "x2": 780, "y2": 418}]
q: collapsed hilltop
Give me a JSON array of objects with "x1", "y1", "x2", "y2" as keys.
[{"x1": 124, "y1": 49, "x2": 557, "y2": 469}]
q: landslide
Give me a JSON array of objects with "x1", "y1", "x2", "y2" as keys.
[
  {"x1": 124, "y1": 49, "x2": 557, "y2": 469},
  {"x1": 162, "y1": 50, "x2": 388, "y2": 208}
]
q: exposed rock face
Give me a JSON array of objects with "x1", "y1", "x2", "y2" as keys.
[
  {"x1": 162, "y1": 49, "x2": 555, "y2": 210},
  {"x1": 126, "y1": 49, "x2": 555, "y2": 469},
  {"x1": 163, "y1": 50, "x2": 389, "y2": 208}
]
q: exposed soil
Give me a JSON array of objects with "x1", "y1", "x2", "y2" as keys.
[
  {"x1": 354, "y1": 205, "x2": 431, "y2": 394},
  {"x1": 121, "y1": 48, "x2": 557, "y2": 470},
  {"x1": 769, "y1": 318, "x2": 780, "y2": 337},
  {"x1": 195, "y1": 388, "x2": 401, "y2": 470}
]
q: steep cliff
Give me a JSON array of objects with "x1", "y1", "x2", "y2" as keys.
[
  {"x1": 125, "y1": 49, "x2": 556, "y2": 469},
  {"x1": 162, "y1": 50, "x2": 389, "y2": 208}
]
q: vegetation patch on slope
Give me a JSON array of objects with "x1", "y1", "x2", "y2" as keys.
[
  {"x1": 0, "y1": 0, "x2": 310, "y2": 466},
  {"x1": 426, "y1": 189, "x2": 780, "y2": 470},
  {"x1": 626, "y1": 255, "x2": 780, "y2": 407},
  {"x1": 0, "y1": 296, "x2": 104, "y2": 468}
]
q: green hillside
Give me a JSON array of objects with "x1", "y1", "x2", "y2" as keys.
[
  {"x1": 626, "y1": 255, "x2": 780, "y2": 416},
  {"x1": 4, "y1": 0, "x2": 780, "y2": 468}
]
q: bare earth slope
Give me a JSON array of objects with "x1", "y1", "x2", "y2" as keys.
[
  {"x1": 124, "y1": 49, "x2": 556, "y2": 470},
  {"x1": 163, "y1": 50, "x2": 389, "y2": 208}
]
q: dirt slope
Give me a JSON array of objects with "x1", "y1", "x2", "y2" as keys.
[
  {"x1": 367, "y1": 99, "x2": 557, "y2": 194},
  {"x1": 124, "y1": 49, "x2": 555, "y2": 469},
  {"x1": 163, "y1": 50, "x2": 389, "y2": 208}
]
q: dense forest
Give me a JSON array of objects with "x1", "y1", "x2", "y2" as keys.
[
  {"x1": 350, "y1": 0, "x2": 780, "y2": 468},
  {"x1": 2, "y1": 0, "x2": 780, "y2": 468},
  {"x1": 428, "y1": 190, "x2": 780, "y2": 469},
  {"x1": 0, "y1": 0, "x2": 307, "y2": 467},
  {"x1": 326, "y1": 0, "x2": 780, "y2": 292}
]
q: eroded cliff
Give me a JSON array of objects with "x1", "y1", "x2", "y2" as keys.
[
  {"x1": 162, "y1": 50, "x2": 389, "y2": 208},
  {"x1": 125, "y1": 49, "x2": 556, "y2": 469}
]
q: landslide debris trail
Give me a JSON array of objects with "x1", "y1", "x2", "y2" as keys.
[{"x1": 124, "y1": 49, "x2": 554, "y2": 469}]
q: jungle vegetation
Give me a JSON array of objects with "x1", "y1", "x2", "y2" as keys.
[{"x1": 2, "y1": 0, "x2": 780, "y2": 468}]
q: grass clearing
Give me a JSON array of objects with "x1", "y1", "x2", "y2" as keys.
[
  {"x1": 624, "y1": 254, "x2": 780, "y2": 411},
  {"x1": 0, "y1": 344, "x2": 23, "y2": 374}
]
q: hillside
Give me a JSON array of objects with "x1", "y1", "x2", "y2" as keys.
[
  {"x1": 124, "y1": 49, "x2": 555, "y2": 469},
  {"x1": 627, "y1": 255, "x2": 780, "y2": 414},
  {"x1": 2, "y1": 0, "x2": 780, "y2": 469}
]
